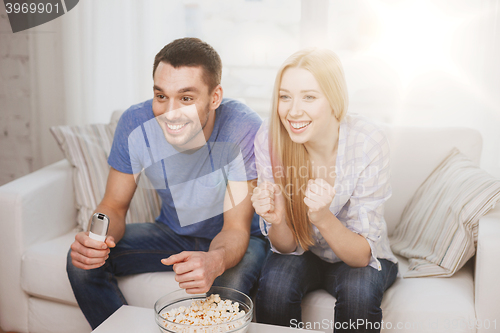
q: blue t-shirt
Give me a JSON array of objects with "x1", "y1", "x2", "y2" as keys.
[{"x1": 108, "y1": 98, "x2": 262, "y2": 239}]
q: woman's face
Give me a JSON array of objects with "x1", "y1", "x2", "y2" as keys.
[{"x1": 278, "y1": 67, "x2": 338, "y2": 145}]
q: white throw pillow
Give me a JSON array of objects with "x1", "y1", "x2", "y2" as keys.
[{"x1": 391, "y1": 148, "x2": 500, "y2": 278}]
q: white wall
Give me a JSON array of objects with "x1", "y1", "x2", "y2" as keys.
[
  {"x1": 329, "y1": 0, "x2": 500, "y2": 177},
  {"x1": 0, "y1": 6, "x2": 65, "y2": 186},
  {"x1": 58, "y1": 0, "x2": 302, "y2": 124},
  {"x1": 0, "y1": 10, "x2": 32, "y2": 186},
  {"x1": 1, "y1": 0, "x2": 499, "y2": 186}
]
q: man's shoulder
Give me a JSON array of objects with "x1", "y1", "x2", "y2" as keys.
[
  {"x1": 216, "y1": 98, "x2": 262, "y2": 136},
  {"x1": 219, "y1": 98, "x2": 261, "y2": 121},
  {"x1": 119, "y1": 99, "x2": 154, "y2": 124},
  {"x1": 115, "y1": 99, "x2": 154, "y2": 136}
]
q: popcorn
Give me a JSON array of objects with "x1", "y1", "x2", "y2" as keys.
[{"x1": 159, "y1": 294, "x2": 247, "y2": 333}]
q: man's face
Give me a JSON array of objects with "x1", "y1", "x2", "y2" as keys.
[{"x1": 152, "y1": 62, "x2": 217, "y2": 151}]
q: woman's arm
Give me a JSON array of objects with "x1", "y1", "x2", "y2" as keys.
[
  {"x1": 252, "y1": 122, "x2": 299, "y2": 253},
  {"x1": 305, "y1": 126, "x2": 392, "y2": 270},
  {"x1": 264, "y1": 184, "x2": 297, "y2": 253},
  {"x1": 252, "y1": 182, "x2": 297, "y2": 253},
  {"x1": 314, "y1": 213, "x2": 371, "y2": 267},
  {"x1": 267, "y1": 221, "x2": 297, "y2": 253},
  {"x1": 304, "y1": 178, "x2": 371, "y2": 267}
]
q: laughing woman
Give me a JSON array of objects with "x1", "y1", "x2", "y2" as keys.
[{"x1": 251, "y1": 49, "x2": 398, "y2": 333}]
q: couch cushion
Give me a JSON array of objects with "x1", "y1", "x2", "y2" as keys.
[
  {"x1": 302, "y1": 254, "x2": 476, "y2": 333},
  {"x1": 21, "y1": 232, "x2": 78, "y2": 305},
  {"x1": 28, "y1": 297, "x2": 91, "y2": 333},
  {"x1": 391, "y1": 148, "x2": 500, "y2": 277},
  {"x1": 23, "y1": 234, "x2": 476, "y2": 333},
  {"x1": 382, "y1": 126, "x2": 482, "y2": 236},
  {"x1": 21, "y1": 231, "x2": 180, "y2": 307}
]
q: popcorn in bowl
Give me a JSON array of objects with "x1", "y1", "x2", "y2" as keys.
[
  {"x1": 162, "y1": 294, "x2": 245, "y2": 327},
  {"x1": 155, "y1": 287, "x2": 253, "y2": 333}
]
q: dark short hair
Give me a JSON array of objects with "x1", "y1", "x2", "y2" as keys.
[{"x1": 153, "y1": 37, "x2": 222, "y2": 92}]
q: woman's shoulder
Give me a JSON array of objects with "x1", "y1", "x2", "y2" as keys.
[{"x1": 343, "y1": 113, "x2": 388, "y2": 145}]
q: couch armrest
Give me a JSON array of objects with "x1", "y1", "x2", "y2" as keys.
[
  {"x1": 0, "y1": 159, "x2": 76, "y2": 332},
  {"x1": 475, "y1": 204, "x2": 500, "y2": 333}
]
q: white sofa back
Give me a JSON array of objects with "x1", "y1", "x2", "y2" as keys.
[{"x1": 382, "y1": 125, "x2": 482, "y2": 236}]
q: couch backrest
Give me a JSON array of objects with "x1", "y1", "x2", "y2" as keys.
[{"x1": 381, "y1": 125, "x2": 482, "y2": 236}]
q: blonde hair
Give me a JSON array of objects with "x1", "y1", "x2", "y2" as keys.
[{"x1": 269, "y1": 48, "x2": 348, "y2": 250}]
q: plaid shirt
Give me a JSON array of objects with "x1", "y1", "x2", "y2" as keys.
[{"x1": 255, "y1": 114, "x2": 398, "y2": 271}]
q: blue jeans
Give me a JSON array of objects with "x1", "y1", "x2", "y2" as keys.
[
  {"x1": 67, "y1": 222, "x2": 268, "y2": 329},
  {"x1": 256, "y1": 251, "x2": 398, "y2": 333}
]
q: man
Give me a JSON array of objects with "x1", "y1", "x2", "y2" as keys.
[{"x1": 66, "y1": 37, "x2": 267, "y2": 329}]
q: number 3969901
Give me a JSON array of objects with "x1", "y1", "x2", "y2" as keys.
[{"x1": 5, "y1": 2, "x2": 60, "y2": 14}]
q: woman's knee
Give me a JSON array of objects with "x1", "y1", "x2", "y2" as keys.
[
  {"x1": 334, "y1": 265, "x2": 385, "y2": 318},
  {"x1": 257, "y1": 266, "x2": 298, "y2": 305},
  {"x1": 257, "y1": 253, "x2": 312, "y2": 306}
]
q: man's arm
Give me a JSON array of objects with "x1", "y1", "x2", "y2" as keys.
[
  {"x1": 69, "y1": 167, "x2": 137, "y2": 270},
  {"x1": 162, "y1": 179, "x2": 255, "y2": 294},
  {"x1": 210, "y1": 178, "x2": 255, "y2": 271}
]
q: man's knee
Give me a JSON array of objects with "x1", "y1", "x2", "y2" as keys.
[
  {"x1": 66, "y1": 248, "x2": 101, "y2": 284},
  {"x1": 66, "y1": 248, "x2": 77, "y2": 275}
]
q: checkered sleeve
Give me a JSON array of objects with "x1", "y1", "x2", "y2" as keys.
[{"x1": 344, "y1": 127, "x2": 392, "y2": 271}]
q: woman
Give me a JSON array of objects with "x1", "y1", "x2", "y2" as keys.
[{"x1": 251, "y1": 48, "x2": 398, "y2": 333}]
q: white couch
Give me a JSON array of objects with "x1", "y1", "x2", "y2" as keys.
[{"x1": 1, "y1": 124, "x2": 500, "y2": 333}]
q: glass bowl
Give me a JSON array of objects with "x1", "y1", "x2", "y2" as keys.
[{"x1": 154, "y1": 286, "x2": 253, "y2": 333}]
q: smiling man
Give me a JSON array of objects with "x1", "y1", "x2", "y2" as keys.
[{"x1": 66, "y1": 38, "x2": 267, "y2": 330}]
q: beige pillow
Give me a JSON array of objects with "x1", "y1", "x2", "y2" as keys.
[
  {"x1": 391, "y1": 148, "x2": 500, "y2": 277},
  {"x1": 50, "y1": 114, "x2": 161, "y2": 231}
]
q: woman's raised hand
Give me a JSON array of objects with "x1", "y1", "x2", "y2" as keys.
[
  {"x1": 251, "y1": 181, "x2": 286, "y2": 225},
  {"x1": 304, "y1": 178, "x2": 336, "y2": 227}
]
